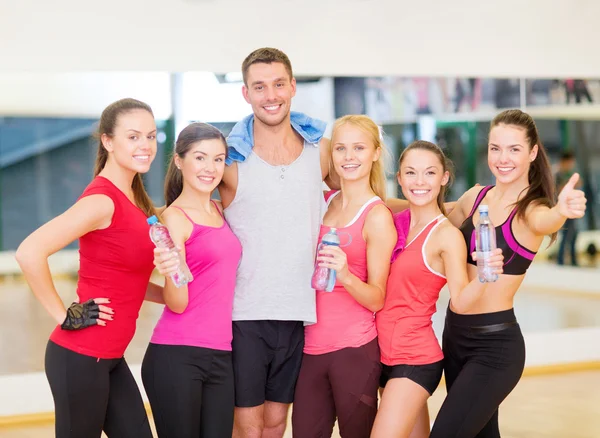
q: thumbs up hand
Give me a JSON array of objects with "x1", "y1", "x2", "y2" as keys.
[{"x1": 557, "y1": 173, "x2": 587, "y2": 219}]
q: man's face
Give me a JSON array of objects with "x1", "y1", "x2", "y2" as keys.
[{"x1": 242, "y1": 62, "x2": 296, "y2": 127}]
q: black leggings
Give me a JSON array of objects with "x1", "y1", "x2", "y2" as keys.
[
  {"x1": 45, "y1": 340, "x2": 152, "y2": 438},
  {"x1": 142, "y1": 343, "x2": 235, "y2": 438},
  {"x1": 430, "y1": 308, "x2": 525, "y2": 438}
]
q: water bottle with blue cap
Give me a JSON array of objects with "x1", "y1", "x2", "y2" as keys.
[{"x1": 311, "y1": 228, "x2": 341, "y2": 292}]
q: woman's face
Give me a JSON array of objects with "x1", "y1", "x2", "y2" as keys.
[
  {"x1": 331, "y1": 123, "x2": 380, "y2": 182},
  {"x1": 176, "y1": 139, "x2": 227, "y2": 194},
  {"x1": 103, "y1": 109, "x2": 157, "y2": 174},
  {"x1": 398, "y1": 148, "x2": 448, "y2": 208},
  {"x1": 488, "y1": 123, "x2": 537, "y2": 185}
]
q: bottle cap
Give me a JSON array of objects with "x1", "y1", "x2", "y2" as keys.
[
  {"x1": 478, "y1": 205, "x2": 489, "y2": 214},
  {"x1": 147, "y1": 215, "x2": 158, "y2": 225}
]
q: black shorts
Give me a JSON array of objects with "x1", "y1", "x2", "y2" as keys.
[
  {"x1": 379, "y1": 360, "x2": 443, "y2": 396},
  {"x1": 232, "y1": 320, "x2": 304, "y2": 407}
]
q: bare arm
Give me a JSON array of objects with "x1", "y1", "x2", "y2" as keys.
[
  {"x1": 318, "y1": 205, "x2": 397, "y2": 312},
  {"x1": 144, "y1": 282, "x2": 165, "y2": 304},
  {"x1": 447, "y1": 186, "x2": 482, "y2": 228},
  {"x1": 527, "y1": 173, "x2": 586, "y2": 236},
  {"x1": 15, "y1": 195, "x2": 114, "y2": 325},
  {"x1": 438, "y1": 225, "x2": 504, "y2": 313},
  {"x1": 218, "y1": 162, "x2": 238, "y2": 209},
  {"x1": 438, "y1": 225, "x2": 501, "y2": 313},
  {"x1": 158, "y1": 209, "x2": 193, "y2": 314}
]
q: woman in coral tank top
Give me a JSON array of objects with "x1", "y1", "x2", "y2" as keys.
[{"x1": 371, "y1": 141, "x2": 504, "y2": 438}]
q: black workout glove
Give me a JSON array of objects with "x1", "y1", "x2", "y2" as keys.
[{"x1": 61, "y1": 299, "x2": 100, "y2": 330}]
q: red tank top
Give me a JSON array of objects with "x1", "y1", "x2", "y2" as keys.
[
  {"x1": 50, "y1": 176, "x2": 155, "y2": 359},
  {"x1": 304, "y1": 190, "x2": 383, "y2": 355},
  {"x1": 376, "y1": 213, "x2": 447, "y2": 365}
]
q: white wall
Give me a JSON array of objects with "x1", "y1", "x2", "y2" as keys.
[
  {"x1": 2, "y1": 0, "x2": 600, "y2": 77},
  {"x1": 0, "y1": 72, "x2": 334, "y2": 119},
  {"x1": 0, "y1": 73, "x2": 173, "y2": 119}
]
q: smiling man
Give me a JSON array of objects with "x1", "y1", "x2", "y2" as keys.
[{"x1": 218, "y1": 48, "x2": 335, "y2": 438}]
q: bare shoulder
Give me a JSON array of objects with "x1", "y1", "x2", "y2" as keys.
[
  {"x1": 448, "y1": 185, "x2": 487, "y2": 226},
  {"x1": 434, "y1": 219, "x2": 465, "y2": 252},
  {"x1": 460, "y1": 185, "x2": 487, "y2": 209},
  {"x1": 160, "y1": 206, "x2": 192, "y2": 241},
  {"x1": 365, "y1": 204, "x2": 395, "y2": 230},
  {"x1": 161, "y1": 205, "x2": 187, "y2": 225}
]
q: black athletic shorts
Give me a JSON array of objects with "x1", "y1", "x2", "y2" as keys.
[
  {"x1": 232, "y1": 320, "x2": 304, "y2": 407},
  {"x1": 379, "y1": 360, "x2": 443, "y2": 395}
]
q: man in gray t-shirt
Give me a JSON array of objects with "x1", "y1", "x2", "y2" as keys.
[{"x1": 219, "y1": 48, "x2": 337, "y2": 438}]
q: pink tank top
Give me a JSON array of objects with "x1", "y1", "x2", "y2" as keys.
[
  {"x1": 150, "y1": 203, "x2": 242, "y2": 351},
  {"x1": 304, "y1": 190, "x2": 383, "y2": 355}
]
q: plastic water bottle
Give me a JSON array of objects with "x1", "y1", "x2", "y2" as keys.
[
  {"x1": 476, "y1": 205, "x2": 498, "y2": 283},
  {"x1": 147, "y1": 215, "x2": 193, "y2": 288},
  {"x1": 311, "y1": 228, "x2": 341, "y2": 292}
]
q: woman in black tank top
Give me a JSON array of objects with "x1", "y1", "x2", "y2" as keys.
[{"x1": 429, "y1": 110, "x2": 587, "y2": 438}]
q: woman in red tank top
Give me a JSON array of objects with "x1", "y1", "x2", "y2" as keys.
[
  {"x1": 292, "y1": 115, "x2": 397, "y2": 438},
  {"x1": 15, "y1": 98, "x2": 163, "y2": 438},
  {"x1": 371, "y1": 141, "x2": 504, "y2": 438}
]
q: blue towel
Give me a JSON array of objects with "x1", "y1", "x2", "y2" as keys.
[{"x1": 226, "y1": 111, "x2": 327, "y2": 165}]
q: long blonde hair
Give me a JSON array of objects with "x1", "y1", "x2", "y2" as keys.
[{"x1": 330, "y1": 115, "x2": 388, "y2": 200}]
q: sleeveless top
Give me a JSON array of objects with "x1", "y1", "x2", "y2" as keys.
[
  {"x1": 377, "y1": 213, "x2": 447, "y2": 365},
  {"x1": 223, "y1": 141, "x2": 324, "y2": 324},
  {"x1": 459, "y1": 186, "x2": 536, "y2": 275},
  {"x1": 50, "y1": 176, "x2": 155, "y2": 359},
  {"x1": 150, "y1": 203, "x2": 242, "y2": 351},
  {"x1": 304, "y1": 190, "x2": 383, "y2": 355}
]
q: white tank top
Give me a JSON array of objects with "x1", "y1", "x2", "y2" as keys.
[{"x1": 224, "y1": 142, "x2": 324, "y2": 324}]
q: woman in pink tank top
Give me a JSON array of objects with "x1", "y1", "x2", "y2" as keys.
[
  {"x1": 291, "y1": 115, "x2": 397, "y2": 438},
  {"x1": 371, "y1": 141, "x2": 504, "y2": 438},
  {"x1": 141, "y1": 123, "x2": 242, "y2": 438}
]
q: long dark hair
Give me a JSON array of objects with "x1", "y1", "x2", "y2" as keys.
[
  {"x1": 398, "y1": 140, "x2": 454, "y2": 215},
  {"x1": 490, "y1": 109, "x2": 557, "y2": 243},
  {"x1": 94, "y1": 98, "x2": 156, "y2": 217},
  {"x1": 164, "y1": 122, "x2": 227, "y2": 207}
]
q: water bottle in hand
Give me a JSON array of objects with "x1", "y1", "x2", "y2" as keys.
[
  {"x1": 311, "y1": 228, "x2": 341, "y2": 292},
  {"x1": 147, "y1": 215, "x2": 193, "y2": 288},
  {"x1": 476, "y1": 205, "x2": 498, "y2": 283}
]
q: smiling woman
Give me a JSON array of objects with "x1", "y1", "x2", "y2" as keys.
[
  {"x1": 430, "y1": 109, "x2": 587, "y2": 438},
  {"x1": 14, "y1": 98, "x2": 159, "y2": 438},
  {"x1": 143, "y1": 122, "x2": 242, "y2": 438}
]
